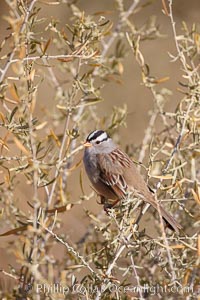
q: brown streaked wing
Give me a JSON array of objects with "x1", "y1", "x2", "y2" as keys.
[
  {"x1": 96, "y1": 149, "x2": 130, "y2": 199},
  {"x1": 110, "y1": 148, "x2": 133, "y2": 168}
]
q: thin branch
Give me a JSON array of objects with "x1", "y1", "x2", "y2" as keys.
[
  {"x1": 39, "y1": 223, "x2": 101, "y2": 280},
  {"x1": 101, "y1": 0, "x2": 140, "y2": 57},
  {"x1": 130, "y1": 254, "x2": 144, "y2": 299},
  {"x1": 0, "y1": 269, "x2": 19, "y2": 281},
  {"x1": 168, "y1": 0, "x2": 190, "y2": 79},
  {"x1": 0, "y1": 0, "x2": 37, "y2": 83},
  {"x1": 0, "y1": 52, "x2": 97, "y2": 65},
  {"x1": 47, "y1": 111, "x2": 71, "y2": 207}
]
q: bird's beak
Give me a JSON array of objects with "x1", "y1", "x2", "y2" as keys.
[{"x1": 83, "y1": 141, "x2": 92, "y2": 147}]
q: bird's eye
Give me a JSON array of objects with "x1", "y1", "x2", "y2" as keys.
[{"x1": 96, "y1": 141, "x2": 100, "y2": 144}]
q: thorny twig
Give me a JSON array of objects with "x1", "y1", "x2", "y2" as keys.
[{"x1": 39, "y1": 222, "x2": 101, "y2": 281}]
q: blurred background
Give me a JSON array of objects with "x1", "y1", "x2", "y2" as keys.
[{"x1": 0, "y1": 0, "x2": 199, "y2": 293}]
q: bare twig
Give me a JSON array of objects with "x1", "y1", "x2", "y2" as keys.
[
  {"x1": 101, "y1": 0, "x2": 140, "y2": 58},
  {"x1": 47, "y1": 111, "x2": 71, "y2": 207},
  {"x1": 0, "y1": 0, "x2": 37, "y2": 83}
]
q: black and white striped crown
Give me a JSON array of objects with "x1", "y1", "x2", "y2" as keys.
[{"x1": 86, "y1": 130, "x2": 109, "y2": 143}]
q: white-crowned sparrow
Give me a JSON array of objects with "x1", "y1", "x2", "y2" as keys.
[{"x1": 83, "y1": 130, "x2": 182, "y2": 233}]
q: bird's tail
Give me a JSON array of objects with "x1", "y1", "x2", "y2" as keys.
[
  {"x1": 159, "y1": 205, "x2": 182, "y2": 233},
  {"x1": 148, "y1": 196, "x2": 182, "y2": 233}
]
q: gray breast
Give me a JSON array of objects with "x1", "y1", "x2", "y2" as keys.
[{"x1": 83, "y1": 150, "x2": 100, "y2": 183}]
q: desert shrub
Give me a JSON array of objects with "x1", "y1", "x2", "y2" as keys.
[{"x1": 0, "y1": 0, "x2": 199, "y2": 299}]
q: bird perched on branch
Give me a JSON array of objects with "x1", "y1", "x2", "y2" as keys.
[{"x1": 83, "y1": 130, "x2": 182, "y2": 233}]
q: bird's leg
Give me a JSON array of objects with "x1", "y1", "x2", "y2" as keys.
[
  {"x1": 98, "y1": 195, "x2": 110, "y2": 212},
  {"x1": 96, "y1": 195, "x2": 104, "y2": 205},
  {"x1": 109, "y1": 198, "x2": 121, "y2": 208},
  {"x1": 96, "y1": 195, "x2": 114, "y2": 212},
  {"x1": 103, "y1": 198, "x2": 121, "y2": 213},
  {"x1": 99, "y1": 196, "x2": 121, "y2": 213}
]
